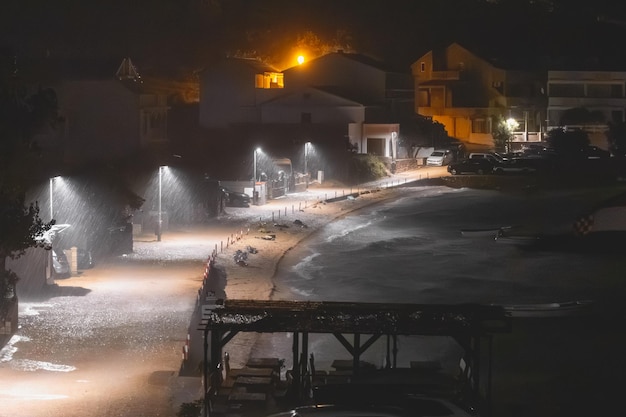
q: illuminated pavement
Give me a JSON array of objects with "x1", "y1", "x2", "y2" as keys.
[{"x1": 0, "y1": 166, "x2": 447, "y2": 417}]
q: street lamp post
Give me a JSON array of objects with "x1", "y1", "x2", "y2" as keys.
[
  {"x1": 157, "y1": 166, "x2": 164, "y2": 242},
  {"x1": 304, "y1": 142, "x2": 310, "y2": 189},
  {"x1": 49, "y1": 176, "x2": 60, "y2": 221},
  {"x1": 253, "y1": 147, "x2": 261, "y2": 182},
  {"x1": 49, "y1": 177, "x2": 54, "y2": 221}
]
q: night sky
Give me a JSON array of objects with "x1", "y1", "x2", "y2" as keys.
[{"x1": 3, "y1": 0, "x2": 626, "y2": 77}]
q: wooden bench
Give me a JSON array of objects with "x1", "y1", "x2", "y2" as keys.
[
  {"x1": 230, "y1": 367, "x2": 275, "y2": 378},
  {"x1": 234, "y1": 376, "x2": 273, "y2": 393}
]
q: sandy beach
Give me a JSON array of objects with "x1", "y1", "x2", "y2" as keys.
[{"x1": 208, "y1": 183, "x2": 404, "y2": 368}]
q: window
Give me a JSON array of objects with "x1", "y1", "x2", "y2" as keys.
[
  {"x1": 472, "y1": 119, "x2": 487, "y2": 134},
  {"x1": 301, "y1": 112, "x2": 311, "y2": 124},
  {"x1": 255, "y1": 72, "x2": 284, "y2": 89},
  {"x1": 417, "y1": 89, "x2": 430, "y2": 107},
  {"x1": 587, "y1": 84, "x2": 613, "y2": 98},
  {"x1": 420, "y1": 62, "x2": 425, "y2": 72},
  {"x1": 611, "y1": 84, "x2": 623, "y2": 98},
  {"x1": 549, "y1": 83, "x2": 584, "y2": 97}
]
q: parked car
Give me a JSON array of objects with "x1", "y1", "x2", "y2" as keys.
[
  {"x1": 492, "y1": 158, "x2": 538, "y2": 175},
  {"x1": 426, "y1": 149, "x2": 454, "y2": 166},
  {"x1": 41, "y1": 224, "x2": 95, "y2": 277},
  {"x1": 447, "y1": 159, "x2": 494, "y2": 175},
  {"x1": 307, "y1": 380, "x2": 475, "y2": 416},
  {"x1": 265, "y1": 402, "x2": 473, "y2": 417},
  {"x1": 51, "y1": 248, "x2": 70, "y2": 278},
  {"x1": 584, "y1": 146, "x2": 610, "y2": 159},
  {"x1": 220, "y1": 187, "x2": 251, "y2": 207},
  {"x1": 468, "y1": 152, "x2": 505, "y2": 164},
  {"x1": 51, "y1": 247, "x2": 94, "y2": 278}
]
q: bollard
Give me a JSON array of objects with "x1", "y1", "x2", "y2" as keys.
[
  {"x1": 272, "y1": 212, "x2": 275, "y2": 222},
  {"x1": 284, "y1": 207, "x2": 287, "y2": 217}
]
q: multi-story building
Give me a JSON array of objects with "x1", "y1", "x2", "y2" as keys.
[
  {"x1": 197, "y1": 52, "x2": 413, "y2": 159},
  {"x1": 547, "y1": 70, "x2": 626, "y2": 148},
  {"x1": 53, "y1": 58, "x2": 169, "y2": 162},
  {"x1": 412, "y1": 43, "x2": 546, "y2": 147}
]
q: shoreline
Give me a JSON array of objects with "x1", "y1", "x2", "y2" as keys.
[
  {"x1": 219, "y1": 186, "x2": 402, "y2": 300},
  {"x1": 212, "y1": 186, "x2": 403, "y2": 367}
]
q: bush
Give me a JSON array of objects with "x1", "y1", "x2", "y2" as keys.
[
  {"x1": 346, "y1": 154, "x2": 389, "y2": 185},
  {"x1": 177, "y1": 399, "x2": 203, "y2": 417}
]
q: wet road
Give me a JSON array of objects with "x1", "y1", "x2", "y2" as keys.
[{"x1": 0, "y1": 227, "x2": 238, "y2": 417}]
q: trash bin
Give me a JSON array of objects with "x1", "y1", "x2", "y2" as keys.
[{"x1": 253, "y1": 191, "x2": 259, "y2": 205}]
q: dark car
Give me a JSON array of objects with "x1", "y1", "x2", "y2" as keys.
[
  {"x1": 220, "y1": 187, "x2": 251, "y2": 207},
  {"x1": 447, "y1": 159, "x2": 494, "y2": 175},
  {"x1": 492, "y1": 158, "x2": 539, "y2": 175}
]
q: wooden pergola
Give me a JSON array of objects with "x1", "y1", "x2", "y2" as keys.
[{"x1": 199, "y1": 299, "x2": 511, "y2": 417}]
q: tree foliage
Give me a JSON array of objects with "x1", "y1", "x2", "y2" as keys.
[
  {"x1": 545, "y1": 128, "x2": 590, "y2": 157},
  {"x1": 491, "y1": 116, "x2": 514, "y2": 153},
  {"x1": 606, "y1": 121, "x2": 626, "y2": 157},
  {"x1": 560, "y1": 107, "x2": 605, "y2": 125},
  {"x1": 1, "y1": 51, "x2": 55, "y2": 304},
  {"x1": 399, "y1": 115, "x2": 449, "y2": 156},
  {"x1": 0, "y1": 193, "x2": 51, "y2": 301}
]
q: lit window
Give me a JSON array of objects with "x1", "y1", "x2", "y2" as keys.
[
  {"x1": 472, "y1": 119, "x2": 487, "y2": 133},
  {"x1": 420, "y1": 62, "x2": 425, "y2": 72}
]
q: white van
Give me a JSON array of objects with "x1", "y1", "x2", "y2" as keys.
[{"x1": 426, "y1": 149, "x2": 454, "y2": 166}]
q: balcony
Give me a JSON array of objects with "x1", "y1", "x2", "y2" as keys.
[{"x1": 431, "y1": 70, "x2": 460, "y2": 80}]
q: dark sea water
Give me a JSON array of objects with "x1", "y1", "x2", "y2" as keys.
[
  {"x1": 248, "y1": 185, "x2": 626, "y2": 417},
  {"x1": 274, "y1": 185, "x2": 626, "y2": 305}
]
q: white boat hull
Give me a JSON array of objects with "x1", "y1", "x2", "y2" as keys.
[
  {"x1": 461, "y1": 226, "x2": 513, "y2": 238},
  {"x1": 499, "y1": 300, "x2": 594, "y2": 317}
]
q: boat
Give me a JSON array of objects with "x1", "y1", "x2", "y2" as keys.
[
  {"x1": 494, "y1": 234, "x2": 540, "y2": 246},
  {"x1": 498, "y1": 300, "x2": 594, "y2": 318},
  {"x1": 460, "y1": 226, "x2": 513, "y2": 238}
]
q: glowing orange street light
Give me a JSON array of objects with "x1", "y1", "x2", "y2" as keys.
[{"x1": 297, "y1": 55, "x2": 305, "y2": 65}]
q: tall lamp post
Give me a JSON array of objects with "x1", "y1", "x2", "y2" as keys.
[
  {"x1": 157, "y1": 166, "x2": 164, "y2": 242},
  {"x1": 49, "y1": 176, "x2": 60, "y2": 221},
  {"x1": 49, "y1": 177, "x2": 54, "y2": 221},
  {"x1": 304, "y1": 142, "x2": 310, "y2": 189},
  {"x1": 253, "y1": 147, "x2": 261, "y2": 182}
]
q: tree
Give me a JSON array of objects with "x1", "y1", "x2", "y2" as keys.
[
  {"x1": 606, "y1": 121, "x2": 626, "y2": 157},
  {"x1": 399, "y1": 115, "x2": 449, "y2": 157},
  {"x1": 0, "y1": 194, "x2": 51, "y2": 303},
  {"x1": 491, "y1": 116, "x2": 515, "y2": 153},
  {"x1": 560, "y1": 107, "x2": 604, "y2": 126},
  {"x1": 0, "y1": 51, "x2": 55, "y2": 317},
  {"x1": 545, "y1": 127, "x2": 590, "y2": 157}
]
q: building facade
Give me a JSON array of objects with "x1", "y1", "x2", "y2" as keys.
[{"x1": 412, "y1": 43, "x2": 546, "y2": 147}]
